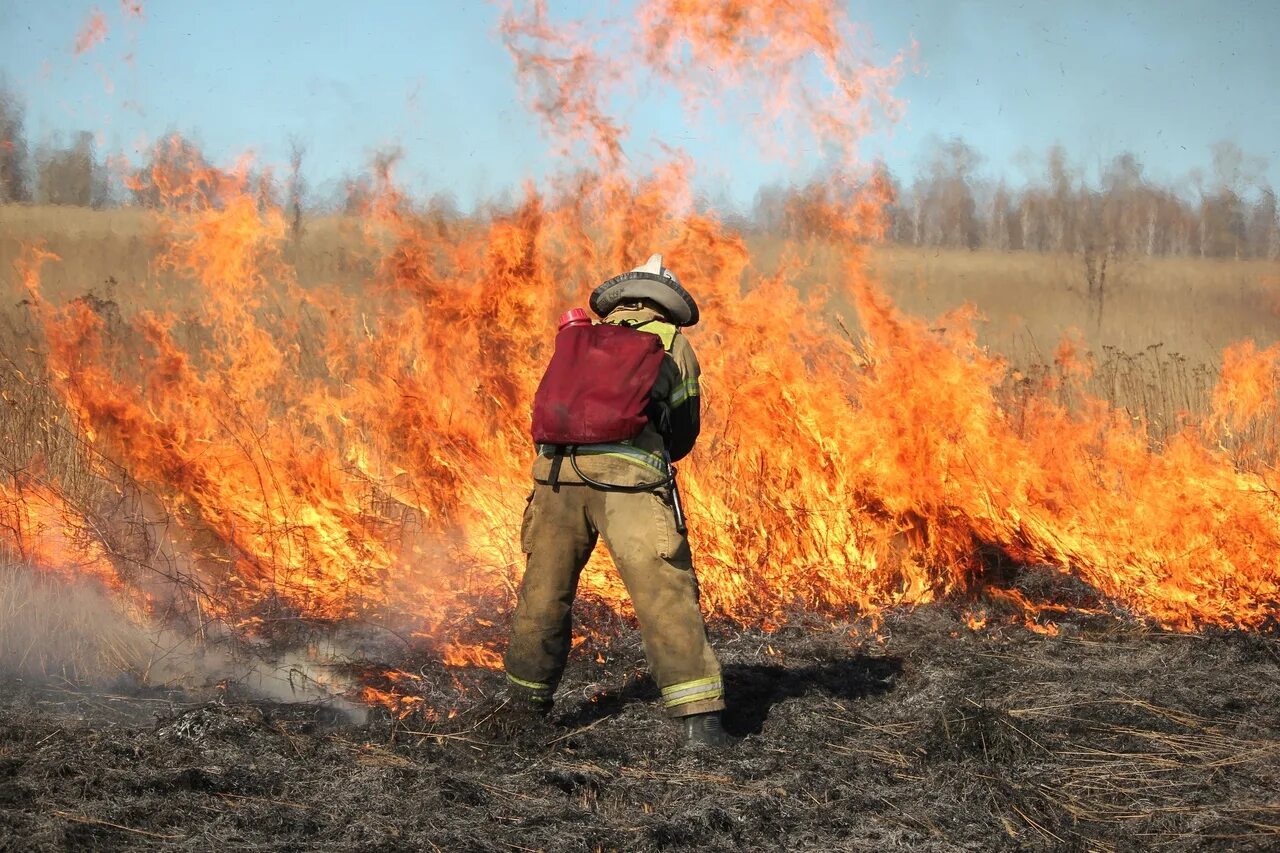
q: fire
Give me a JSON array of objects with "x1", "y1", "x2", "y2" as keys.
[
  {"x1": 502, "y1": 0, "x2": 905, "y2": 171},
  {"x1": 633, "y1": 0, "x2": 907, "y2": 163},
  {"x1": 360, "y1": 671, "x2": 427, "y2": 720},
  {"x1": 1212, "y1": 341, "x2": 1280, "y2": 433},
  {"x1": 74, "y1": 9, "x2": 109, "y2": 56},
  {"x1": 0, "y1": 475, "x2": 122, "y2": 592},
  {"x1": 8, "y1": 1, "x2": 1280, "y2": 712}
]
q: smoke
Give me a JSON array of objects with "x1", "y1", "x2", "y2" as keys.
[
  {"x1": 0, "y1": 561, "x2": 365, "y2": 720},
  {"x1": 0, "y1": 561, "x2": 153, "y2": 683}
]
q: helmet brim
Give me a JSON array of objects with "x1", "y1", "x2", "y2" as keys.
[{"x1": 589, "y1": 271, "x2": 700, "y2": 327}]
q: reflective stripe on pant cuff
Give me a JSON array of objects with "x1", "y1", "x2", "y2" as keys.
[
  {"x1": 661, "y1": 676, "x2": 724, "y2": 708},
  {"x1": 667, "y1": 696, "x2": 727, "y2": 718},
  {"x1": 506, "y1": 672, "x2": 554, "y2": 697}
]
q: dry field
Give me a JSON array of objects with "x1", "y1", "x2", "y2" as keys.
[
  {"x1": 3, "y1": 202, "x2": 1278, "y2": 626},
  {"x1": 7, "y1": 203, "x2": 1274, "y2": 350},
  {"x1": 867, "y1": 245, "x2": 1280, "y2": 364},
  {"x1": 2, "y1": 204, "x2": 1280, "y2": 851}
]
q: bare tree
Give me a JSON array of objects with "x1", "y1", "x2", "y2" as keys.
[
  {"x1": 35, "y1": 131, "x2": 107, "y2": 207},
  {"x1": 743, "y1": 138, "x2": 1271, "y2": 262},
  {"x1": 1197, "y1": 141, "x2": 1266, "y2": 258},
  {"x1": 750, "y1": 183, "x2": 789, "y2": 235},
  {"x1": 1248, "y1": 186, "x2": 1278, "y2": 260},
  {"x1": 987, "y1": 179, "x2": 1020, "y2": 250},
  {"x1": 1044, "y1": 144, "x2": 1078, "y2": 252},
  {"x1": 340, "y1": 147, "x2": 406, "y2": 216},
  {"x1": 0, "y1": 79, "x2": 30, "y2": 203},
  {"x1": 919, "y1": 136, "x2": 982, "y2": 249},
  {"x1": 1076, "y1": 190, "x2": 1124, "y2": 332},
  {"x1": 1100, "y1": 152, "x2": 1147, "y2": 255},
  {"x1": 286, "y1": 136, "x2": 307, "y2": 241}
]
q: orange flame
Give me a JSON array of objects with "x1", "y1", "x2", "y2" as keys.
[
  {"x1": 0, "y1": 475, "x2": 122, "y2": 591},
  {"x1": 74, "y1": 9, "x2": 109, "y2": 56},
  {"x1": 23, "y1": 154, "x2": 1280, "y2": 638},
  {"x1": 1211, "y1": 341, "x2": 1280, "y2": 433},
  {"x1": 12, "y1": 2, "x2": 1280, "y2": 702},
  {"x1": 360, "y1": 673, "x2": 426, "y2": 719},
  {"x1": 634, "y1": 0, "x2": 907, "y2": 166}
]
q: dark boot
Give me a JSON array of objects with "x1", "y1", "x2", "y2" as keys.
[{"x1": 679, "y1": 711, "x2": 736, "y2": 747}]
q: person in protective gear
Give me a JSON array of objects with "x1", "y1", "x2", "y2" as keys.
[{"x1": 504, "y1": 254, "x2": 733, "y2": 748}]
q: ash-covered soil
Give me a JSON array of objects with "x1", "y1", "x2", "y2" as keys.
[{"x1": 2, "y1": 597, "x2": 1278, "y2": 852}]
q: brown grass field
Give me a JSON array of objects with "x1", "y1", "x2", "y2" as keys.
[{"x1": 6, "y1": 203, "x2": 1276, "y2": 357}]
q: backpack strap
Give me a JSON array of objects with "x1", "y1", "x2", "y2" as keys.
[{"x1": 617, "y1": 318, "x2": 678, "y2": 351}]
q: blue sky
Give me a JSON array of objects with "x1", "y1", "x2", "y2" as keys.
[{"x1": 2, "y1": 1, "x2": 1278, "y2": 208}]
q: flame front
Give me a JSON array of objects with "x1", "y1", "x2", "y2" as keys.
[
  {"x1": 10, "y1": 2, "x2": 1280, "y2": 689},
  {"x1": 0, "y1": 475, "x2": 122, "y2": 592}
]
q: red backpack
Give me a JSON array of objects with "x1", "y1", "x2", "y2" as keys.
[{"x1": 531, "y1": 322, "x2": 666, "y2": 445}]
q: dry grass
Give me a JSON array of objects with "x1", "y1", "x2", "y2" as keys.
[
  {"x1": 1, "y1": 206, "x2": 1279, "y2": 850},
  {"x1": 0, "y1": 562, "x2": 152, "y2": 682},
  {"x1": 742, "y1": 235, "x2": 1279, "y2": 363},
  {"x1": 0, "y1": 204, "x2": 156, "y2": 303},
  {"x1": 6, "y1": 204, "x2": 1277, "y2": 352},
  {"x1": 5, "y1": 202, "x2": 1275, "y2": 355},
  {"x1": 0, "y1": 204, "x2": 380, "y2": 301},
  {"x1": 865, "y1": 244, "x2": 1280, "y2": 366}
]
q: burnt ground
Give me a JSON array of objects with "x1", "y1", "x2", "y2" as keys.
[{"x1": 1, "y1": 592, "x2": 1278, "y2": 852}]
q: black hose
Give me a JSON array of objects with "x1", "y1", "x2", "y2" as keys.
[{"x1": 567, "y1": 446, "x2": 674, "y2": 492}]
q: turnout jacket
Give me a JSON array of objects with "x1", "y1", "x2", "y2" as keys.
[{"x1": 532, "y1": 304, "x2": 701, "y2": 488}]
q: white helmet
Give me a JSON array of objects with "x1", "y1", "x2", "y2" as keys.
[{"x1": 590, "y1": 253, "x2": 700, "y2": 327}]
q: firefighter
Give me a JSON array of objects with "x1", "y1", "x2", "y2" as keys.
[{"x1": 504, "y1": 254, "x2": 733, "y2": 747}]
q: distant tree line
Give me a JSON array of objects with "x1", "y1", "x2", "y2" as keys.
[
  {"x1": 0, "y1": 82, "x2": 28, "y2": 205},
  {"x1": 1, "y1": 83, "x2": 112, "y2": 208},
  {"x1": 753, "y1": 137, "x2": 1279, "y2": 260},
  {"x1": 3, "y1": 79, "x2": 1277, "y2": 261}
]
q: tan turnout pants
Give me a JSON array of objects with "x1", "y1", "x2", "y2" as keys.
[{"x1": 504, "y1": 481, "x2": 724, "y2": 717}]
